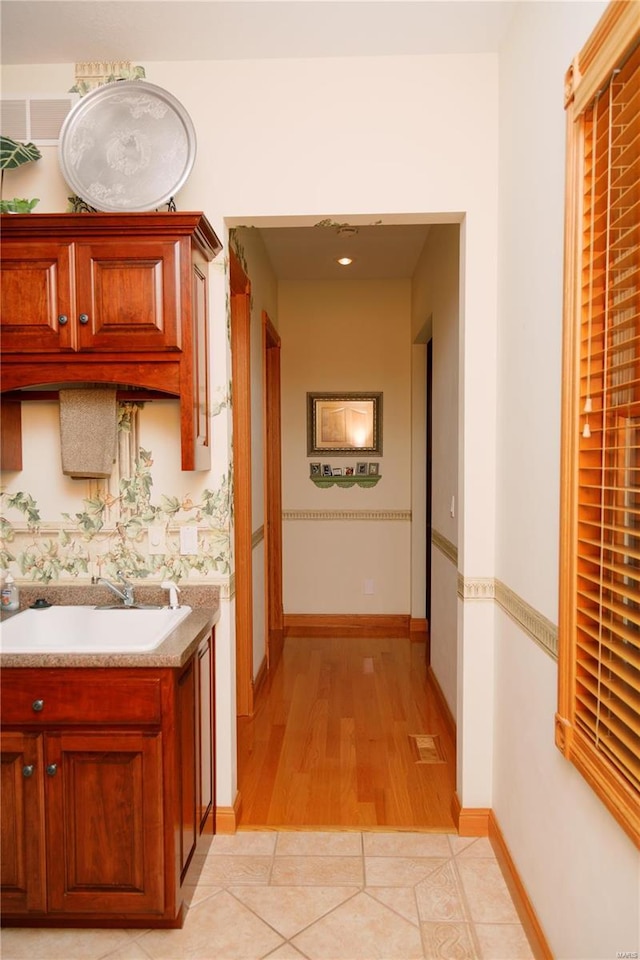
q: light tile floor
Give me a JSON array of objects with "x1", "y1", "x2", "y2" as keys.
[{"x1": 1, "y1": 832, "x2": 534, "y2": 960}]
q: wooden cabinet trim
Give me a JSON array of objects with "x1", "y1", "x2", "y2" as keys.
[{"x1": 0, "y1": 638, "x2": 215, "y2": 927}]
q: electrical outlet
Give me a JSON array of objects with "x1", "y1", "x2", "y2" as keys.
[
  {"x1": 148, "y1": 524, "x2": 167, "y2": 555},
  {"x1": 180, "y1": 525, "x2": 198, "y2": 556},
  {"x1": 364, "y1": 579, "x2": 374, "y2": 595}
]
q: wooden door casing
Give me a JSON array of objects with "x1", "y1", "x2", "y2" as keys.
[{"x1": 230, "y1": 248, "x2": 254, "y2": 717}]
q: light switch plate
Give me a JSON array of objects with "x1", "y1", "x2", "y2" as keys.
[
  {"x1": 180, "y1": 525, "x2": 198, "y2": 556},
  {"x1": 148, "y1": 524, "x2": 167, "y2": 555}
]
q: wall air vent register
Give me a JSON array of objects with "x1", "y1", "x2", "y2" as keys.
[{"x1": 0, "y1": 95, "x2": 79, "y2": 145}]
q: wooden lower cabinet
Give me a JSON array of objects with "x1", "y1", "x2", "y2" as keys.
[{"x1": 0, "y1": 631, "x2": 214, "y2": 927}]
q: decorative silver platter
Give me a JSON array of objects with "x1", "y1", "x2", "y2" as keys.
[{"x1": 59, "y1": 80, "x2": 197, "y2": 212}]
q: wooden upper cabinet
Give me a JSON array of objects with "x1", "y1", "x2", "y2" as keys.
[
  {"x1": 0, "y1": 213, "x2": 222, "y2": 470},
  {"x1": 1, "y1": 235, "x2": 184, "y2": 354}
]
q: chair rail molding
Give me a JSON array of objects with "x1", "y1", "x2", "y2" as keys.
[
  {"x1": 457, "y1": 574, "x2": 557, "y2": 660},
  {"x1": 432, "y1": 528, "x2": 458, "y2": 566}
]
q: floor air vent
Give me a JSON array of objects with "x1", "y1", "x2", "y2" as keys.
[{"x1": 409, "y1": 733, "x2": 447, "y2": 764}]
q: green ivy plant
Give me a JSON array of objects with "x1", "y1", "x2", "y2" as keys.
[{"x1": 0, "y1": 135, "x2": 42, "y2": 213}]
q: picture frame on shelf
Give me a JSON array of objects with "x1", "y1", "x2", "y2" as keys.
[
  {"x1": 345, "y1": 467, "x2": 354, "y2": 476},
  {"x1": 332, "y1": 467, "x2": 343, "y2": 476},
  {"x1": 356, "y1": 462, "x2": 368, "y2": 476},
  {"x1": 322, "y1": 464, "x2": 333, "y2": 477},
  {"x1": 368, "y1": 462, "x2": 379, "y2": 476},
  {"x1": 310, "y1": 462, "x2": 321, "y2": 477}
]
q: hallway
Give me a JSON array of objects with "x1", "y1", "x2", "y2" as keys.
[{"x1": 237, "y1": 635, "x2": 456, "y2": 829}]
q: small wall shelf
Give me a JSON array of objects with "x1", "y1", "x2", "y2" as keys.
[{"x1": 310, "y1": 475, "x2": 381, "y2": 489}]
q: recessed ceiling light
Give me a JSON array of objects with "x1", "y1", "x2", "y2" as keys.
[{"x1": 337, "y1": 257, "x2": 353, "y2": 266}]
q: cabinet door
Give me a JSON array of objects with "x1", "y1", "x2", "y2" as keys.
[
  {"x1": 0, "y1": 732, "x2": 47, "y2": 914},
  {"x1": 74, "y1": 238, "x2": 183, "y2": 352},
  {"x1": 0, "y1": 241, "x2": 75, "y2": 352},
  {"x1": 45, "y1": 731, "x2": 165, "y2": 916}
]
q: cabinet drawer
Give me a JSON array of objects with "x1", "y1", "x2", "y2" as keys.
[{"x1": 0, "y1": 672, "x2": 163, "y2": 725}]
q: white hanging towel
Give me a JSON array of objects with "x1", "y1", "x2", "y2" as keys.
[{"x1": 59, "y1": 388, "x2": 117, "y2": 478}]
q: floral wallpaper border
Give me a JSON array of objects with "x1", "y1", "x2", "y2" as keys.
[{"x1": 0, "y1": 401, "x2": 232, "y2": 585}]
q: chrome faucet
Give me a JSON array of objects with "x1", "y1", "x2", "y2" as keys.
[{"x1": 96, "y1": 571, "x2": 135, "y2": 607}]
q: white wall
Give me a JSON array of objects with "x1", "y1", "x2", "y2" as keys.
[
  {"x1": 2, "y1": 49, "x2": 500, "y2": 818},
  {"x1": 279, "y1": 278, "x2": 411, "y2": 614},
  {"x1": 3, "y1": 11, "x2": 637, "y2": 956},
  {"x1": 495, "y1": 2, "x2": 640, "y2": 956},
  {"x1": 411, "y1": 224, "x2": 460, "y2": 717}
]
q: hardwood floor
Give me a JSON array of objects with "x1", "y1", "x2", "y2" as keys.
[{"x1": 237, "y1": 634, "x2": 456, "y2": 830}]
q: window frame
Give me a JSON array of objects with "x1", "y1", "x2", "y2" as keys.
[{"x1": 557, "y1": 0, "x2": 640, "y2": 847}]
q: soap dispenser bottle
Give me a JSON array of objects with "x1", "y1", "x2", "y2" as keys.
[{"x1": 1, "y1": 573, "x2": 20, "y2": 611}]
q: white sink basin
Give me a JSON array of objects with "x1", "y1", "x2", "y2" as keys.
[{"x1": 0, "y1": 605, "x2": 192, "y2": 653}]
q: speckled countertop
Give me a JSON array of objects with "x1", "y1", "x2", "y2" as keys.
[{"x1": 0, "y1": 584, "x2": 220, "y2": 669}]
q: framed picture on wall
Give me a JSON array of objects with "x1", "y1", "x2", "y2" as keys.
[{"x1": 307, "y1": 392, "x2": 383, "y2": 456}]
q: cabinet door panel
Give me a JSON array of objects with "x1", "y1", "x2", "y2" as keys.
[
  {"x1": 75, "y1": 240, "x2": 182, "y2": 352},
  {"x1": 177, "y1": 658, "x2": 197, "y2": 880},
  {"x1": 198, "y1": 636, "x2": 214, "y2": 833},
  {"x1": 0, "y1": 242, "x2": 74, "y2": 352},
  {"x1": 45, "y1": 731, "x2": 165, "y2": 915},
  {"x1": 0, "y1": 732, "x2": 47, "y2": 914}
]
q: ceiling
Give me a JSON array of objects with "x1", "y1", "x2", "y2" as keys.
[
  {"x1": 1, "y1": 0, "x2": 499, "y2": 279},
  {"x1": 1, "y1": 2, "x2": 517, "y2": 65},
  {"x1": 252, "y1": 222, "x2": 433, "y2": 280}
]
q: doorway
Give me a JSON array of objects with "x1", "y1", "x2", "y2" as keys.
[{"x1": 230, "y1": 219, "x2": 460, "y2": 830}]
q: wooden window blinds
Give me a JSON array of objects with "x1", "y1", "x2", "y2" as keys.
[{"x1": 557, "y1": 1, "x2": 640, "y2": 847}]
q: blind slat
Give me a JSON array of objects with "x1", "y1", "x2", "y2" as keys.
[
  {"x1": 577, "y1": 635, "x2": 640, "y2": 692},
  {"x1": 575, "y1": 689, "x2": 640, "y2": 771},
  {"x1": 577, "y1": 621, "x2": 640, "y2": 669},
  {"x1": 577, "y1": 672, "x2": 640, "y2": 737}
]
